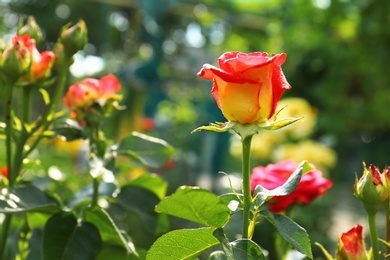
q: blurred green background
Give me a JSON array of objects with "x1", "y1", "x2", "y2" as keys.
[{"x1": 1, "y1": 0, "x2": 389, "y2": 258}]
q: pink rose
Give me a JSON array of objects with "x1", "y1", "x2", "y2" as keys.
[
  {"x1": 250, "y1": 160, "x2": 332, "y2": 212},
  {"x1": 63, "y1": 74, "x2": 121, "y2": 123}
]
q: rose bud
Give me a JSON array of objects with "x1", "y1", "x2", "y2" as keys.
[{"x1": 354, "y1": 162, "x2": 389, "y2": 212}]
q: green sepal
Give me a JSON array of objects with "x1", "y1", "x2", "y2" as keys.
[
  {"x1": 314, "y1": 242, "x2": 334, "y2": 260},
  {"x1": 262, "y1": 117, "x2": 303, "y2": 130},
  {"x1": 192, "y1": 122, "x2": 231, "y2": 133}
]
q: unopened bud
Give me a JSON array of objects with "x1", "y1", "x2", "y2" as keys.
[
  {"x1": 354, "y1": 162, "x2": 389, "y2": 213},
  {"x1": 18, "y1": 16, "x2": 43, "y2": 44},
  {"x1": 59, "y1": 19, "x2": 88, "y2": 57}
]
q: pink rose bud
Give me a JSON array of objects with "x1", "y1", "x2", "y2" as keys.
[{"x1": 63, "y1": 74, "x2": 121, "y2": 125}]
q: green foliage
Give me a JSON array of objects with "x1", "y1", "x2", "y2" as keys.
[
  {"x1": 0, "y1": 185, "x2": 60, "y2": 213},
  {"x1": 42, "y1": 211, "x2": 102, "y2": 260},
  {"x1": 116, "y1": 132, "x2": 175, "y2": 168},
  {"x1": 124, "y1": 173, "x2": 168, "y2": 200},
  {"x1": 261, "y1": 210, "x2": 312, "y2": 259},
  {"x1": 146, "y1": 228, "x2": 219, "y2": 260},
  {"x1": 83, "y1": 207, "x2": 136, "y2": 254},
  {"x1": 156, "y1": 186, "x2": 231, "y2": 229}
]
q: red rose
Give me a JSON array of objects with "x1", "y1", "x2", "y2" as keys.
[
  {"x1": 337, "y1": 225, "x2": 368, "y2": 259},
  {"x1": 197, "y1": 52, "x2": 291, "y2": 124},
  {"x1": 250, "y1": 160, "x2": 332, "y2": 212}
]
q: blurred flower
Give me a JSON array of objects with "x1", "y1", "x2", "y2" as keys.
[
  {"x1": 1, "y1": 34, "x2": 56, "y2": 83},
  {"x1": 250, "y1": 160, "x2": 333, "y2": 213},
  {"x1": 63, "y1": 74, "x2": 122, "y2": 125},
  {"x1": 354, "y1": 163, "x2": 389, "y2": 208},
  {"x1": 275, "y1": 97, "x2": 317, "y2": 139},
  {"x1": 59, "y1": 19, "x2": 88, "y2": 57},
  {"x1": 0, "y1": 166, "x2": 8, "y2": 179},
  {"x1": 197, "y1": 52, "x2": 291, "y2": 124},
  {"x1": 273, "y1": 140, "x2": 337, "y2": 174},
  {"x1": 336, "y1": 224, "x2": 368, "y2": 260},
  {"x1": 18, "y1": 16, "x2": 43, "y2": 44},
  {"x1": 141, "y1": 117, "x2": 156, "y2": 131},
  {"x1": 1, "y1": 35, "x2": 33, "y2": 80}
]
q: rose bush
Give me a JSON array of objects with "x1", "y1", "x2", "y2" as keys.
[
  {"x1": 250, "y1": 160, "x2": 332, "y2": 212},
  {"x1": 197, "y1": 52, "x2": 291, "y2": 124}
]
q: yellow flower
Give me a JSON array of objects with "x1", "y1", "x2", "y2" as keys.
[{"x1": 273, "y1": 140, "x2": 336, "y2": 174}]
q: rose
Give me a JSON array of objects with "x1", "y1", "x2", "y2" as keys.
[
  {"x1": 336, "y1": 225, "x2": 368, "y2": 260},
  {"x1": 197, "y1": 52, "x2": 291, "y2": 124},
  {"x1": 1, "y1": 34, "x2": 56, "y2": 82},
  {"x1": 354, "y1": 163, "x2": 390, "y2": 208},
  {"x1": 250, "y1": 160, "x2": 332, "y2": 212},
  {"x1": 63, "y1": 74, "x2": 121, "y2": 124}
]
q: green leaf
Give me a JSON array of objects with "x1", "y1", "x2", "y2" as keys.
[
  {"x1": 125, "y1": 173, "x2": 167, "y2": 200},
  {"x1": 212, "y1": 228, "x2": 233, "y2": 260},
  {"x1": 116, "y1": 131, "x2": 175, "y2": 168},
  {"x1": 97, "y1": 245, "x2": 147, "y2": 260},
  {"x1": 253, "y1": 161, "x2": 312, "y2": 208},
  {"x1": 39, "y1": 88, "x2": 51, "y2": 105},
  {"x1": 0, "y1": 185, "x2": 60, "y2": 213},
  {"x1": 208, "y1": 251, "x2": 227, "y2": 260},
  {"x1": 219, "y1": 193, "x2": 244, "y2": 212},
  {"x1": 261, "y1": 209, "x2": 313, "y2": 259},
  {"x1": 230, "y1": 239, "x2": 266, "y2": 260},
  {"x1": 116, "y1": 186, "x2": 160, "y2": 232},
  {"x1": 212, "y1": 229, "x2": 266, "y2": 260},
  {"x1": 156, "y1": 186, "x2": 231, "y2": 228},
  {"x1": 42, "y1": 211, "x2": 102, "y2": 260},
  {"x1": 146, "y1": 228, "x2": 219, "y2": 260},
  {"x1": 83, "y1": 207, "x2": 136, "y2": 255}
]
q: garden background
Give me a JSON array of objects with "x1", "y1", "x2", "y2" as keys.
[{"x1": 1, "y1": 0, "x2": 389, "y2": 258}]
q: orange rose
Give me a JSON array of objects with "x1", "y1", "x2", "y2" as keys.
[{"x1": 197, "y1": 52, "x2": 291, "y2": 124}]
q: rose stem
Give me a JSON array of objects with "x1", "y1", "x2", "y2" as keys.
[{"x1": 241, "y1": 135, "x2": 253, "y2": 239}]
